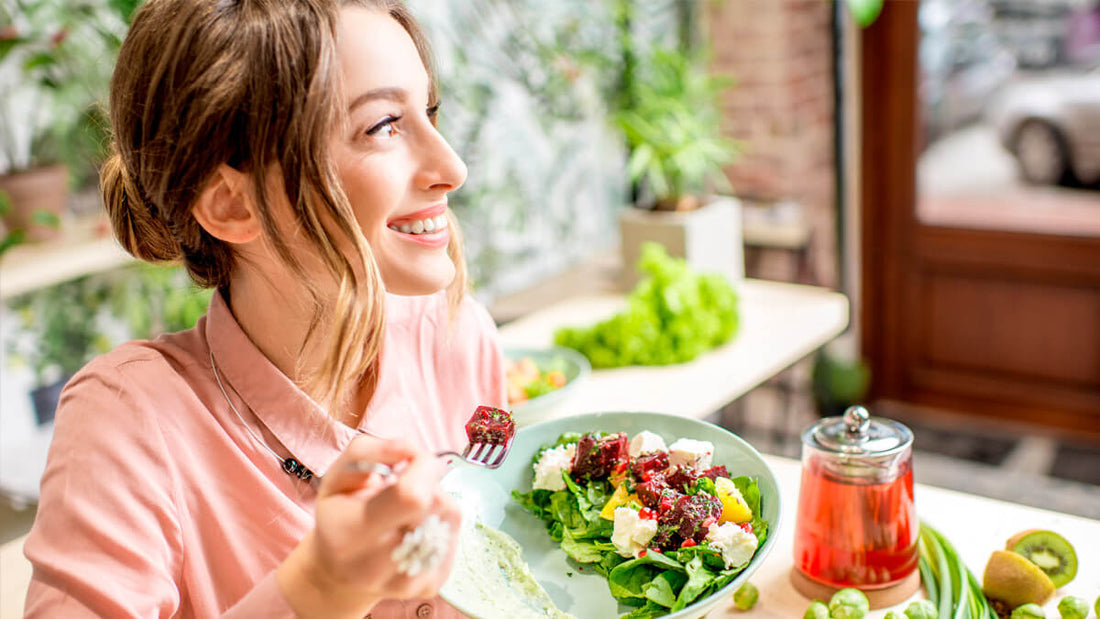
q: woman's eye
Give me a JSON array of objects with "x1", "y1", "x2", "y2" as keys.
[{"x1": 365, "y1": 115, "x2": 401, "y2": 138}]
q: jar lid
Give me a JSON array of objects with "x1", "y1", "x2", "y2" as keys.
[{"x1": 804, "y1": 406, "x2": 913, "y2": 457}]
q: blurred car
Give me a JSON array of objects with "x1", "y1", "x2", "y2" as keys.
[
  {"x1": 920, "y1": 0, "x2": 1019, "y2": 145},
  {"x1": 988, "y1": 65, "x2": 1100, "y2": 185}
]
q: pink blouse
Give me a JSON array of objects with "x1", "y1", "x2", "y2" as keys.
[{"x1": 23, "y1": 290, "x2": 507, "y2": 618}]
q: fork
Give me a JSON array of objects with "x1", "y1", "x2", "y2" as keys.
[
  {"x1": 434, "y1": 432, "x2": 515, "y2": 470},
  {"x1": 346, "y1": 425, "x2": 515, "y2": 478}
]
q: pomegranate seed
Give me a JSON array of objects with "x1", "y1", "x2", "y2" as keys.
[
  {"x1": 680, "y1": 539, "x2": 696, "y2": 548},
  {"x1": 638, "y1": 549, "x2": 648, "y2": 557},
  {"x1": 741, "y1": 523, "x2": 753, "y2": 534}
]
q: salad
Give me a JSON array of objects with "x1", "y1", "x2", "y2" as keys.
[
  {"x1": 507, "y1": 356, "x2": 568, "y2": 405},
  {"x1": 513, "y1": 430, "x2": 769, "y2": 618}
]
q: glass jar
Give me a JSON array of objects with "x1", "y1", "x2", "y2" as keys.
[{"x1": 792, "y1": 406, "x2": 919, "y2": 589}]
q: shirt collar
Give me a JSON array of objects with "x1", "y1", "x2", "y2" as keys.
[{"x1": 204, "y1": 290, "x2": 359, "y2": 480}]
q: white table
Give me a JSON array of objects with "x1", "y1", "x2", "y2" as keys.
[
  {"x1": 497, "y1": 279, "x2": 851, "y2": 421},
  {"x1": 4, "y1": 455, "x2": 1094, "y2": 618},
  {"x1": 705, "y1": 455, "x2": 1100, "y2": 618}
]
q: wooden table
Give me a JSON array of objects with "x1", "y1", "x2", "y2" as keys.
[
  {"x1": 706, "y1": 455, "x2": 1100, "y2": 617},
  {"x1": 497, "y1": 279, "x2": 851, "y2": 422}
]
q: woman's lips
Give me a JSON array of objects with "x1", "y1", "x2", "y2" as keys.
[{"x1": 388, "y1": 218, "x2": 450, "y2": 248}]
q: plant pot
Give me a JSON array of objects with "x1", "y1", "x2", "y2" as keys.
[
  {"x1": 618, "y1": 195, "x2": 744, "y2": 289},
  {"x1": 0, "y1": 164, "x2": 69, "y2": 242},
  {"x1": 30, "y1": 374, "x2": 71, "y2": 426}
]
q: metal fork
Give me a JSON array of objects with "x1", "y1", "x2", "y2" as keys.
[
  {"x1": 346, "y1": 432, "x2": 514, "y2": 478},
  {"x1": 434, "y1": 432, "x2": 515, "y2": 470}
]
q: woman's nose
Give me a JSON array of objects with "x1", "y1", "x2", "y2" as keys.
[{"x1": 415, "y1": 126, "x2": 467, "y2": 193}]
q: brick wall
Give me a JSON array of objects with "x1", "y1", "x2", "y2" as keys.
[{"x1": 707, "y1": 0, "x2": 838, "y2": 287}]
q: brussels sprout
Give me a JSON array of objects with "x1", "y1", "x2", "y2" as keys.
[
  {"x1": 829, "y1": 588, "x2": 870, "y2": 619},
  {"x1": 1010, "y1": 603, "x2": 1046, "y2": 619},
  {"x1": 1057, "y1": 596, "x2": 1088, "y2": 619},
  {"x1": 733, "y1": 582, "x2": 759, "y2": 610},
  {"x1": 1095, "y1": 595, "x2": 1099, "y2": 619},
  {"x1": 904, "y1": 600, "x2": 938, "y2": 619},
  {"x1": 803, "y1": 600, "x2": 830, "y2": 619},
  {"x1": 885, "y1": 613, "x2": 902, "y2": 619}
]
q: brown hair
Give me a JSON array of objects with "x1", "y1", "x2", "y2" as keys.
[{"x1": 102, "y1": 0, "x2": 467, "y2": 411}]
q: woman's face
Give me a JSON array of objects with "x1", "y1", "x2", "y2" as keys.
[{"x1": 331, "y1": 7, "x2": 467, "y2": 296}]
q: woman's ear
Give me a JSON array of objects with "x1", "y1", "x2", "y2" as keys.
[{"x1": 192, "y1": 164, "x2": 262, "y2": 244}]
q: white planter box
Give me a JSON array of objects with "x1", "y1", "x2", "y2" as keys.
[{"x1": 618, "y1": 195, "x2": 744, "y2": 289}]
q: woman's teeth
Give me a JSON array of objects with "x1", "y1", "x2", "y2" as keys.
[{"x1": 389, "y1": 214, "x2": 448, "y2": 235}]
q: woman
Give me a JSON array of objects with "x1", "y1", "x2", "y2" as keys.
[{"x1": 23, "y1": 0, "x2": 506, "y2": 616}]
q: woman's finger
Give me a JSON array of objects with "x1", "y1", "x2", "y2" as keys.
[
  {"x1": 363, "y1": 453, "x2": 449, "y2": 528},
  {"x1": 320, "y1": 435, "x2": 418, "y2": 497}
]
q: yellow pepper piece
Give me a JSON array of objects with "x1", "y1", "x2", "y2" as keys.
[
  {"x1": 599, "y1": 483, "x2": 638, "y2": 520},
  {"x1": 715, "y1": 477, "x2": 752, "y2": 524}
]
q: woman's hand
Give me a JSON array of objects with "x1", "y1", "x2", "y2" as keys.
[{"x1": 276, "y1": 435, "x2": 461, "y2": 619}]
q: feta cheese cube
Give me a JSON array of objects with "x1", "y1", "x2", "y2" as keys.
[
  {"x1": 628, "y1": 430, "x2": 668, "y2": 457},
  {"x1": 705, "y1": 522, "x2": 759, "y2": 569},
  {"x1": 532, "y1": 443, "x2": 576, "y2": 491},
  {"x1": 668, "y1": 438, "x2": 714, "y2": 470},
  {"x1": 611, "y1": 506, "x2": 658, "y2": 558}
]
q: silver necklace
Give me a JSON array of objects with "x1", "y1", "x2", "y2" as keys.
[{"x1": 209, "y1": 350, "x2": 317, "y2": 483}]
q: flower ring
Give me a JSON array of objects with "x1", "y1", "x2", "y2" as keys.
[{"x1": 391, "y1": 514, "x2": 452, "y2": 576}]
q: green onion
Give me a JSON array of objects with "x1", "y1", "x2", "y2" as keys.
[{"x1": 918, "y1": 523, "x2": 998, "y2": 619}]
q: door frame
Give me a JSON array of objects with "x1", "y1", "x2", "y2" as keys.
[{"x1": 859, "y1": 1, "x2": 1100, "y2": 435}]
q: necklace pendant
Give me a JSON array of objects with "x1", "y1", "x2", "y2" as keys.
[{"x1": 282, "y1": 458, "x2": 314, "y2": 481}]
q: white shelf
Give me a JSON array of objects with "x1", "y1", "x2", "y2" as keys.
[{"x1": 0, "y1": 215, "x2": 135, "y2": 300}]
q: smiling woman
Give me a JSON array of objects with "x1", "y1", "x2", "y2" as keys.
[{"x1": 21, "y1": 1, "x2": 506, "y2": 618}]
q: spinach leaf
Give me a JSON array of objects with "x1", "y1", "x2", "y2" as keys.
[
  {"x1": 670, "y1": 556, "x2": 718, "y2": 611},
  {"x1": 623, "y1": 600, "x2": 670, "y2": 619},
  {"x1": 561, "y1": 527, "x2": 616, "y2": 564},
  {"x1": 643, "y1": 571, "x2": 688, "y2": 608},
  {"x1": 732, "y1": 476, "x2": 769, "y2": 546},
  {"x1": 608, "y1": 562, "x2": 655, "y2": 601}
]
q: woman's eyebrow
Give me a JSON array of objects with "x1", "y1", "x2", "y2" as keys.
[{"x1": 348, "y1": 87, "x2": 407, "y2": 112}]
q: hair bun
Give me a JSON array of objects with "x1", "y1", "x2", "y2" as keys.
[{"x1": 101, "y1": 150, "x2": 182, "y2": 263}]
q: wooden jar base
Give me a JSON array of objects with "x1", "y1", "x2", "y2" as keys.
[{"x1": 789, "y1": 568, "x2": 922, "y2": 609}]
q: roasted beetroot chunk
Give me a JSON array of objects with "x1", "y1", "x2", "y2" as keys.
[
  {"x1": 571, "y1": 432, "x2": 629, "y2": 480},
  {"x1": 666, "y1": 466, "x2": 701, "y2": 493},
  {"x1": 636, "y1": 474, "x2": 674, "y2": 508},
  {"x1": 631, "y1": 451, "x2": 670, "y2": 480},
  {"x1": 464, "y1": 406, "x2": 515, "y2": 446},
  {"x1": 701, "y1": 465, "x2": 728, "y2": 480},
  {"x1": 658, "y1": 493, "x2": 722, "y2": 546}
]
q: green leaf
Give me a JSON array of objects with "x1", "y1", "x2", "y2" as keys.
[
  {"x1": 670, "y1": 556, "x2": 717, "y2": 611},
  {"x1": 0, "y1": 228, "x2": 26, "y2": 257},
  {"x1": 30, "y1": 209, "x2": 61, "y2": 228},
  {"x1": 560, "y1": 527, "x2": 615, "y2": 564},
  {"x1": 846, "y1": 0, "x2": 884, "y2": 28},
  {"x1": 23, "y1": 50, "x2": 57, "y2": 72},
  {"x1": 643, "y1": 570, "x2": 687, "y2": 608}
]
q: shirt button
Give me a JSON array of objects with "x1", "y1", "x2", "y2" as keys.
[{"x1": 416, "y1": 603, "x2": 433, "y2": 617}]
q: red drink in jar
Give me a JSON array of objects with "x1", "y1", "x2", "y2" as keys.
[
  {"x1": 794, "y1": 454, "x2": 918, "y2": 588},
  {"x1": 792, "y1": 406, "x2": 919, "y2": 591}
]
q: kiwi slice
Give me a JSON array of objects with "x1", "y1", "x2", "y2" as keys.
[
  {"x1": 1007, "y1": 529, "x2": 1078, "y2": 587},
  {"x1": 982, "y1": 550, "x2": 1056, "y2": 608}
]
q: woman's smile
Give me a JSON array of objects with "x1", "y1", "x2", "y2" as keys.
[{"x1": 386, "y1": 203, "x2": 451, "y2": 248}]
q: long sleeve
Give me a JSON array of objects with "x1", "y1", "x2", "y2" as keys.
[{"x1": 23, "y1": 358, "x2": 297, "y2": 618}]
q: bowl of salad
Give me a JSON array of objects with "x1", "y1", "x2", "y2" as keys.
[
  {"x1": 505, "y1": 346, "x2": 591, "y2": 423},
  {"x1": 440, "y1": 411, "x2": 780, "y2": 619}
]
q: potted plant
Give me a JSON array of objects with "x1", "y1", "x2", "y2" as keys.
[
  {"x1": 615, "y1": 47, "x2": 738, "y2": 212},
  {"x1": 0, "y1": 1, "x2": 131, "y2": 240},
  {"x1": 612, "y1": 39, "x2": 744, "y2": 288},
  {"x1": 6, "y1": 275, "x2": 112, "y2": 424}
]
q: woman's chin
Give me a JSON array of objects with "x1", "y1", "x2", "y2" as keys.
[{"x1": 381, "y1": 261, "x2": 456, "y2": 297}]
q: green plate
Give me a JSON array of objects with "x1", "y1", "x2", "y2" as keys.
[
  {"x1": 505, "y1": 346, "x2": 592, "y2": 425},
  {"x1": 441, "y1": 411, "x2": 781, "y2": 619}
]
